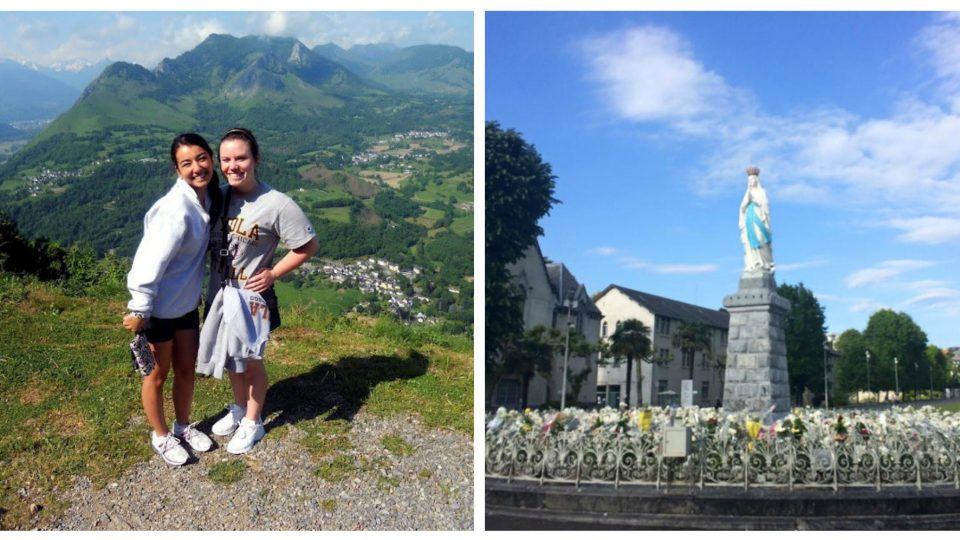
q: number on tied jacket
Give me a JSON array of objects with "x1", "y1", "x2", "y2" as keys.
[{"x1": 197, "y1": 286, "x2": 271, "y2": 380}]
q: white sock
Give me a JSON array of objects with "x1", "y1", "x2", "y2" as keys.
[{"x1": 151, "y1": 430, "x2": 169, "y2": 444}]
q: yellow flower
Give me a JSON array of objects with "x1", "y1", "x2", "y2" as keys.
[
  {"x1": 746, "y1": 420, "x2": 762, "y2": 440},
  {"x1": 637, "y1": 410, "x2": 652, "y2": 432}
]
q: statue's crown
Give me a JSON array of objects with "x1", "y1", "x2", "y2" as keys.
[{"x1": 745, "y1": 166, "x2": 760, "y2": 176}]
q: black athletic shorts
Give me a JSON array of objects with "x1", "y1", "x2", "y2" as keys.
[{"x1": 145, "y1": 308, "x2": 200, "y2": 343}]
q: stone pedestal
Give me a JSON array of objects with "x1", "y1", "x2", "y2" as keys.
[{"x1": 722, "y1": 271, "x2": 792, "y2": 414}]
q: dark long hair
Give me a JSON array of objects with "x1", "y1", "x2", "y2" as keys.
[{"x1": 170, "y1": 132, "x2": 223, "y2": 224}]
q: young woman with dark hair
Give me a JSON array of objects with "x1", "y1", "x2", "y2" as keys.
[{"x1": 122, "y1": 133, "x2": 219, "y2": 466}]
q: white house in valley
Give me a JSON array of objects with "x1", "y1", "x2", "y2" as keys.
[
  {"x1": 594, "y1": 285, "x2": 729, "y2": 408},
  {"x1": 489, "y1": 241, "x2": 602, "y2": 410}
]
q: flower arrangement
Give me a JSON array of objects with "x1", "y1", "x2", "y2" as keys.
[{"x1": 486, "y1": 405, "x2": 960, "y2": 490}]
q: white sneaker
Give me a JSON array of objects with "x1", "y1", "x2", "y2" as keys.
[
  {"x1": 212, "y1": 404, "x2": 246, "y2": 436},
  {"x1": 226, "y1": 418, "x2": 265, "y2": 454},
  {"x1": 151, "y1": 432, "x2": 189, "y2": 466},
  {"x1": 173, "y1": 422, "x2": 213, "y2": 452}
]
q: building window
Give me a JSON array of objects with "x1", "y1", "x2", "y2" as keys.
[
  {"x1": 601, "y1": 321, "x2": 608, "y2": 338},
  {"x1": 597, "y1": 385, "x2": 621, "y2": 407},
  {"x1": 701, "y1": 381, "x2": 710, "y2": 402},
  {"x1": 682, "y1": 349, "x2": 694, "y2": 368},
  {"x1": 655, "y1": 317, "x2": 671, "y2": 334},
  {"x1": 495, "y1": 379, "x2": 521, "y2": 409},
  {"x1": 658, "y1": 379, "x2": 668, "y2": 394},
  {"x1": 659, "y1": 348, "x2": 670, "y2": 361}
]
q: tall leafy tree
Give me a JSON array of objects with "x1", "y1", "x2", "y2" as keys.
[
  {"x1": 835, "y1": 329, "x2": 868, "y2": 400},
  {"x1": 777, "y1": 283, "x2": 827, "y2": 404},
  {"x1": 863, "y1": 309, "x2": 928, "y2": 398},
  {"x1": 485, "y1": 122, "x2": 558, "y2": 401},
  {"x1": 607, "y1": 319, "x2": 653, "y2": 406},
  {"x1": 672, "y1": 321, "x2": 713, "y2": 381},
  {"x1": 925, "y1": 345, "x2": 950, "y2": 394}
]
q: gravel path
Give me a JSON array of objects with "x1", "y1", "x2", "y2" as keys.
[{"x1": 52, "y1": 412, "x2": 472, "y2": 530}]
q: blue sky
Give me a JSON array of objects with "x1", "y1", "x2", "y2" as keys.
[
  {"x1": 487, "y1": 12, "x2": 960, "y2": 347},
  {"x1": 0, "y1": 12, "x2": 472, "y2": 68}
]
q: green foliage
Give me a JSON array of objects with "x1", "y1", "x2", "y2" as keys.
[
  {"x1": 0, "y1": 211, "x2": 67, "y2": 280},
  {"x1": 380, "y1": 434, "x2": 416, "y2": 456},
  {"x1": 373, "y1": 189, "x2": 425, "y2": 220},
  {"x1": 776, "y1": 283, "x2": 827, "y2": 403},
  {"x1": 926, "y1": 345, "x2": 952, "y2": 392},
  {"x1": 672, "y1": 321, "x2": 713, "y2": 380},
  {"x1": 607, "y1": 319, "x2": 654, "y2": 406},
  {"x1": 863, "y1": 309, "x2": 928, "y2": 397},
  {"x1": 207, "y1": 459, "x2": 247, "y2": 484},
  {"x1": 835, "y1": 329, "x2": 867, "y2": 399},
  {"x1": 485, "y1": 121, "x2": 558, "y2": 376}
]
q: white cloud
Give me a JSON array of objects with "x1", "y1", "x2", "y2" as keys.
[
  {"x1": 776, "y1": 258, "x2": 828, "y2": 272},
  {"x1": 844, "y1": 259, "x2": 935, "y2": 288},
  {"x1": 850, "y1": 299, "x2": 886, "y2": 314},
  {"x1": 620, "y1": 257, "x2": 717, "y2": 275},
  {"x1": 263, "y1": 12, "x2": 289, "y2": 36},
  {"x1": 917, "y1": 12, "x2": 960, "y2": 100},
  {"x1": 582, "y1": 19, "x2": 960, "y2": 244},
  {"x1": 581, "y1": 26, "x2": 740, "y2": 127},
  {"x1": 589, "y1": 246, "x2": 618, "y2": 256},
  {"x1": 888, "y1": 216, "x2": 960, "y2": 244}
]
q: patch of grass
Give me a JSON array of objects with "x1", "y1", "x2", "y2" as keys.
[
  {"x1": 320, "y1": 499, "x2": 337, "y2": 511},
  {"x1": 314, "y1": 455, "x2": 357, "y2": 483},
  {"x1": 376, "y1": 475, "x2": 401, "y2": 492},
  {"x1": 380, "y1": 435, "x2": 416, "y2": 457},
  {"x1": 418, "y1": 468, "x2": 433, "y2": 479},
  {"x1": 208, "y1": 459, "x2": 247, "y2": 485},
  {"x1": 0, "y1": 279, "x2": 471, "y2": 529},
  {"x1": 936, "y1": 402, "x2": 960, "y2": 413},
  {"x1": 299, "y1": 418, "x2": 353, "y2": 459}
]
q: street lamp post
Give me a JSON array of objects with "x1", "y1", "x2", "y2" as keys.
[
  {"x1": 866, "y1": 350, "x2": 871, "y2": 403},
  {"x1": 914, "y1": 360, "x2": 919, "y2": 401},
  {"x1": 559, "y1": 285, "x2": 583, "y2": 410},
  {"x1": 560, "y1": 299, "x2": 574, "y2": 410},
  {"x1": 823, "y1": 340, "x2": 829, "y2": 409},
  {"x1": 894, "y1": 357, "x2": 900, "y2": 402}
]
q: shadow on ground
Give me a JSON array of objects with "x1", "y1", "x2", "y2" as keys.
[{"x1": 200, "y1": 351, "x2": 429, "y2": 433}]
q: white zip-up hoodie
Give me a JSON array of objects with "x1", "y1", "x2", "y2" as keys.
[{"x1": 126, "y1": 178, "x2": 211, "y2": 319}]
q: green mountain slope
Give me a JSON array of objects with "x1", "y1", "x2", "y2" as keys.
[
  {"x1": 312, "y1": 43, "x2": 473, "y2": 96},
  {"x1": 0, "y1": 33, "x2": 473, "y2": 324}
]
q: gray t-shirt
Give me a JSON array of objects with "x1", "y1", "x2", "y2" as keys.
[{"x1": 207, "y1": 181, "x2": 315, "y2": 300}]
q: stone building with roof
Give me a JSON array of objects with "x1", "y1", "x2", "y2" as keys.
[
  {"x1": 489, "y1": 242, "x2": 602, "y2": 410},
  {"x1": 594, "y1": 284, "x2": 730, "y2": 408}
]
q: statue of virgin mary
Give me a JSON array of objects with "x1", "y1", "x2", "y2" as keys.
[{"x1": 738, "y1": 167, "x2": 774, "y2": 273}]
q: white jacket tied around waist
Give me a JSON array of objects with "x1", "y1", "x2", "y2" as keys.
[
  {"x1": 197, "y1": 286, "x2": 271, "y2": 379},
  {"x1": 126, "y1": 178, "x2": 210, "y2": 319}
]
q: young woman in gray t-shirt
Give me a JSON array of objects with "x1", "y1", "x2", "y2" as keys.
[{"x1": 207, "y1": 127, "x2": 318, "y2": 454}]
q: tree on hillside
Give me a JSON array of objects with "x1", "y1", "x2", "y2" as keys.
[
  {"x1": 672, "y1": 321, "x2": 713, "y2": 381},
  {"x1": 607, "y1": 319, "x2": 653, "y2": 407},
  {"x1": 485, "y1": 121, "x2": 558, "y2": 403},
  {"x1": 835, "y1": 329, "x2": 867, "y2": 401},
  {"x1": 777, "y1": 283, "x2": 827, "y2": 404},
  {"x1": 863, "y1": 309, "x2": 928, "y2": 399}
]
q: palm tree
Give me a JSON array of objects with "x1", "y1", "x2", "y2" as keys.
[
  {"x1": 672, "y1": 321, "x2": 713, "y2": 381},
  {"x1": 608, "y1": 319, "x2": 653, "y2": 407}
]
